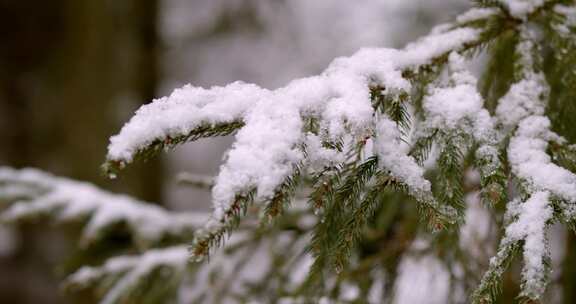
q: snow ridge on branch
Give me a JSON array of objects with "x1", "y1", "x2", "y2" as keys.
[
  {"x1": 105, "y1": 22, "x2": 486, "y2": 243},
  {"x1": 0, "y1": 168, "x2": 206, "y2": 246}
]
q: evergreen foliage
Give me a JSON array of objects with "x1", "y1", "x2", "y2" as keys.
[{"x1": 1, "y1": 0, "x2": 576, "y2": 303}]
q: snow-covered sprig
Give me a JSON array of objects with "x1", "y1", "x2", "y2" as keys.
[
  {"x1": 418, "y1": 52, "x2": 505, "y2": 215},
  {"x1": 0, "y1": 168, "x2": 205, "y2": 248},
  {"x1": 64, "y1": 207, "x2": 324, "y2": 304},
  {"x1": 104, "y1": 6, "x2": 514, "y2": 264},
  {"x1": 96, "y1": 1, "x2": 575, "y2": 301},
  {"x1": 65, "y1": 246, "x2": 189, "y2": 304},
  {"x1": 473, "y1": 26, "x2": 576, "y2": 303}
]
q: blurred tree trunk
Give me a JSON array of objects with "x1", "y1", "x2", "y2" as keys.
[{"x1": 0, "y1": 0, "x2": 160, "y2": 303}]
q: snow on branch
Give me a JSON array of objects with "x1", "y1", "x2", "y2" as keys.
[
  {"x1": 96, "y1": 3, "x2": 576, "y2": 301},
  {"x1": 105, "y1": 82, "x2": 262, "y2": 172},
  {"x1": 66, "y1": 245, "x2": 188, "y2": 304},
  {"x1": 66, "y1": 210, "x2": 318, "y2": 304},
  {"x1": 474, "y1": 192, "x2": 553, "y2": 302},
  {"x1": 417, "y1": 52, "x2": 505, "y2": 211},
  {"x1": 501, "y1": 30, "x2": 576, "y2": 207},
  {"x1": 104, "y1": 8, "x2": 536, "y2": 259},
  {"x1": 106, "y1": 23, "x2": 485, "y2": 192},
  {"x1": 0, "y1": 1, "x2": 574, "y2": 303},
  {"x1": 374, "y1": 117, "x2": 431, "y2": 196},
  {"x1": 495, "y1": 36, "x2": 548, "y2": 129},
  {"x1": 472, "y1": 25, "x2": 576, "y2": 303},
  {"x1": 505, "y1": 191, "x2": 552, "y2": 300},
  {"x1": 501, "y1": 0, "x2": 548, "y2": 19},
  {"x1": 0, "y1": 168, "x2": 206, "y2": 247},
  {"x1": 508, "y1": 116, "x2": 576, "y2": 203},
  {"x1": 105, "y1": 23, "x2": 487, "y2": 173},
  {"x1": 423, "y1": 53, "x2": 496, "y2": 144}
]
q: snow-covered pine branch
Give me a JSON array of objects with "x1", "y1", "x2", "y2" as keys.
[
  {"x1": 104, "y1": 5, "x2": 504, "y2": 259},
  {"x1": 63, "y1": 207, "x2": 324, "y2": 304},
  {"x1": 66, "y1": 246, "x2": 188, "y2": 304},
  {"x1": 0, "y1": 167, "x2": 326, "y2": 303},
  {"x1": 0, "y1": 168, "x2": 206, "y2": 248},
  {"x1": 83, "y1": 0, "x2": 576, "y2": 302},
  {"x1": 472, "y1": 25, "x2": 576, "y2": 303},
  {"x1": 421, "y1": 52, "x2": 503, "y2": 215}
]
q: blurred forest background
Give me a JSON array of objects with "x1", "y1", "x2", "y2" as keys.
[{"x1": 8, "y1": 0, "x2": 571, "y2": 303}]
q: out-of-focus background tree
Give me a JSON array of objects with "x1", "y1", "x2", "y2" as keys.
[
  {"x1": 11, "y1": 1, "x2": 573, "y2": 303},
  {"x1": 0, "y1": 1, "x2": 162, "y2": 302}
]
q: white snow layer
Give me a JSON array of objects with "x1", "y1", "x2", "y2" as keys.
[
  {"x1": 501, "y1": 0, "x2": 547, "y2": 19},
  {"x1": 68, "y1": 246, "x2": 188, "y2": 304},
  {"x1": 374, "y1": 117, "x2": 431, "y2": 193},
  {"x1": 107, "y1": 23, "x2": 482, "y2": 222},
  {"x1": 496, "y1": 72, "x2": 548, "y2": 128},
  {"x1": 554, "y1": 4, "x2": 576, "y2": 26},
  {"x1": 108, "y1": 82, "x2": 267, "y2": 163},
  {"x1": 508, "y1": 116, "x2": 576, "y2": 204},
  {"x1": 456, "y1": 7, "x2": 499, "y2": 24},
  {"x1": 0, "y1": 168, "x2": 206, "y2": 244},
  {"x1": 503, "y1": 191, "x2": 552, "y2": 298},
  {"x1": 424, "y1": 52, "x2": 496, "y2": 143},
  {"x1": 496, "y1": 29, "x2": 548, "y2": 129},
  {"x1": 499, "y1": 30, "x2": 576, "y2": 205}
]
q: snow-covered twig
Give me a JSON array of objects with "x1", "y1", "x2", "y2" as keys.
[
  {"x1": 66, "y1": 246, "x2": 188, "y2": 304},
  {"x1": 0, "y1": 168, "x2": 207, "y2": 247}
]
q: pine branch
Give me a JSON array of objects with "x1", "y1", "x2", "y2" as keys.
[
  {"x1": 472, "y1": 240, "x2": 521, "y2": 303},
  {"x1": 74, "y1": 3, "x2": 576, "y2": 302},
  {"x1": 306, "y1": 168, "x2": 349, "y2": 289},
  {"x1": 549, "y1": 142, "x2": 576, "y2": 173},
  {"x1": 65, "y1": 246, "x2": 188, "y2": 304},
  {"x1": 437, "y1": 135, "x2": 467, "y2": 216},
  {"x1": 307, "y1": 157, "x2": 380, "y2": 278},
  {"x1": 409, "y1": 130, "x2": 438, "y2": 166},
  {"x1": 175, "y1": 172, "x2": 214, "y2": 189},
  {"x1": 473, "y1": 191, "x2": 554, "y2": 303},
  {"x1": 476, "y1": 144, "x2": 508, "y2": 205},
  {"x1": 0, "y1": 168, "x2": 204, "y2": 248},
  {"x1": 471, "y1": 24, "x2": 575, "y2": 302},
  {"x1": 332, "y1": 171, "x2": 398, "y2": 272},
  {"x1": 263, "y1": 169, "x2": 301, "y2": 220},
  {"x1": 190, "y1": 162, "x2": 306, "y2": 262},
  {"x1": 106, "y1": 6, "x2": 516, "y2": 176},
  {"x1": 335, "y1": 157, "x2": 379, "y2": 209},
  {"x1": 103, "y1": 120, "x2": 244, "y2": 177},
  {"x1": 370, "y1": 86, "x2": 411, "y2": 133},
  {"x1": 101, "y1": 6, "x2": 527, "y2": 270},
  {"x1": 189, "y1": 191, "x2": 254, "y2": 261}
]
